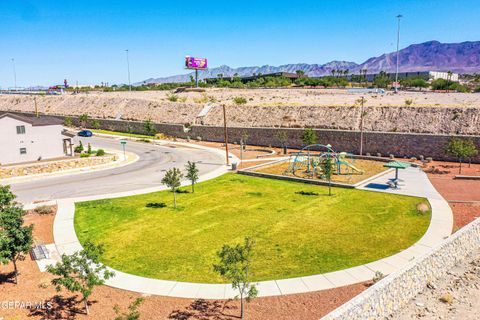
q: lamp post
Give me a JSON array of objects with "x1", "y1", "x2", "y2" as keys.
[
  {"x1": 11, "y1": 58, "x2": 17, "y2": 91},
  {"x1": 394, "y1": 14, "x2": 403, "y2": 93},
  {"x1": 125, "y1": 49, "x2": 131, "y2": 91}
]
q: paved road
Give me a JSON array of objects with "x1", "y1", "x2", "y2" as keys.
[{"x1": 10, "y1": 136, "x2": 226, "y2": 203}]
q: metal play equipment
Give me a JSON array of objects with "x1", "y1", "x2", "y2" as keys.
[{"x1": 285, "y1": 144, "x2": 364, "y2": 181}]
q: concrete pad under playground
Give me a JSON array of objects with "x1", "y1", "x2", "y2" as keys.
[{"x1": 51, "y1": 153, "x2": 454, "y2": 299}]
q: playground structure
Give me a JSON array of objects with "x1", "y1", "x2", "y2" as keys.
[{"x1": 285, "y1": 144, "x2": 364, "y2": 181}]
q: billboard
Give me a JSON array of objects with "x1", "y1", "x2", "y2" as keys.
[{"x1": 185, "y1": 56, "x2": 208, "y2": 70}]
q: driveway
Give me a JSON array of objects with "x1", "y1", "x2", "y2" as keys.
[{"x1": 10, "y1": 136, "x2": 226, "y2": 203}]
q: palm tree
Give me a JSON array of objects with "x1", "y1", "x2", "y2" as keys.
[
  {"x1": 161, "y1": 168, "x2": 183, "y2": 208},
  {"x1": 185, "y1": 161, "x2": 199, "y2": 193}
]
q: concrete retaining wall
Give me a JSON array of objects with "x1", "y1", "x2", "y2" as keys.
[
  {"x1": 321, "y1": 218, "x2": 480, "y2": 320},
  {"x1": 8, "y1": 111, "x2": 480, "y2": 162}
]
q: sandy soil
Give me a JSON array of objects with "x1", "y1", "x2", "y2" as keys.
[
  {"x1": 392, "y1": 248, "x2": 480, "y2": 320},
  {"x1": 253, "y1": 158, "x2": 387, "y2": 184},
  {"x1": 0, "y1": 207, "x2": 367, "y2": 320}
]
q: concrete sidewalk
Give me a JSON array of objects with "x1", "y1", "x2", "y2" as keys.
[{"x1": 51, "y1": 161, "x2": 453, "y2": 299}]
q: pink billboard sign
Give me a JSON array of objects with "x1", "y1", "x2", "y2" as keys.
[{"x1": 185, "y1": 56, "x2": 208, "y2": 69}]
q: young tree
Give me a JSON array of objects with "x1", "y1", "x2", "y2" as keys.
[
  {"x1": 75, "y1": 140, "x2": 84, "y2": 153},
  {"x1": 301, "y1": 128, "x2": 317, "y2": 146},
  {"x1": 143, "y1": 119, "x2": 157, "y2": 136},
  {"x1": 276, "y1": 130, "x2": 289, "y2": 154},
  {"x1": 185, "y1": 161, "x2": 199, "y2": 193},
  {"x1": 444, "y1": 138, "x2": 478, "y2": 173},
  {"x1": 47, "y1": 241, "x2": 115, "y2": 315},
  {"x1": 114, "y1": 298, "x2": 144, "y2": 320},
  {"x1": 295, "y1": 70, "x2": 305, "y2": 76},
  {"x1": 91, "y1": 119, "x2": 101, "y2": 129},
  {"x1": 213, "y1": 237, "x2": 258, "y2": 320},
  {"x1": 87, "y1": 143, "x2": 92, "y2": 154},
  {"x1": 79, "y1": 114, "x2": 89, "y2": 128},
  {"x1": 323, "y1": 157, "x2": 334, "y2": 196},
  {"x1": 161, "y1": 167, "x2": 183, "y2": 208},
  {"x1": 0, "y1": 185, "x2": 33, "y2": 285},
  {"x1": 64, "y1": 117, "x2": 73, "y2": 127}
]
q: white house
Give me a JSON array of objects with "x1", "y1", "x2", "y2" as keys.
[{"x1": 0, "y1": 113, "x2": 74, "y2": 165}]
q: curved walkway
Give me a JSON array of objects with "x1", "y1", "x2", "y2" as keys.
[{"x1": 52, "y1": 163, "x2": 453, "y2": 299}]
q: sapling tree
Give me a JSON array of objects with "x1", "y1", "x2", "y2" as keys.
[
  {"x1": 0, "y1": 185, "x2": 33, "y2": 285},
  {"x1": 276, "y1": 130, "x2": 289, "y2": 154},
  {"x1": 143, "y1": 119, "x2": 157, "y2": 136},
  {"x1": 79, "y1": 114, "x2": 89, "y2": 128},
  {"x1": 323, "y1": 157, "x2": 334, "y2": 196},
  {"x1": 301, "y1": 128, "x2": 317, "y2": 146},
  {"x1": 213, "y1": 237, "x2": 258, "y2": 320},
  {"x1": 444, "y1": 138, "x2": 478, "y2": 173},
  {"x1": 161, "y1": 168, "x2": 183, "y2": 208},
  {"x1": 185, "y1": 161, "x2": 199, "y2": 193},
  {"x1": 47, "y1": 241, "x2": 115, "y2": 315}
]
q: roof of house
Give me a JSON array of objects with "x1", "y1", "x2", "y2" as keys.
[{"x1": 0, "y1": 112, "x2": 64, "y2": 126}]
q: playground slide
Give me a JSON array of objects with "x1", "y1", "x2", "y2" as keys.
[{"x1": 344, "y1": 161, "x2": 364, "y2": 174}]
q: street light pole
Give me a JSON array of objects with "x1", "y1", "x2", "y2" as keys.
[
  {"x1": 11, "y1": 58, "x2": 17, "y2": 90},
  {"x1": 394, "y1": 14, "x2": 403, "y2": 93},
  {"x1": 125, "y1": 49, "x2": 131, "y2": 91}
]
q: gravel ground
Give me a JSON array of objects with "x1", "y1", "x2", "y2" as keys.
[{"x1": 391, "y1": 248, "x2": 480, "y2": 320}]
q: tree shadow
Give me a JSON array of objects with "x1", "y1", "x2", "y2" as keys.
[
  {"x1": 28, "y1": 295, "x2": 97, "y2": 320},
  {"x1": 0, "y1": 271, "x2": 16, "y2": 284},
  {"x1": 169, "y1": 299, "x2": 238, "y2": 320}
]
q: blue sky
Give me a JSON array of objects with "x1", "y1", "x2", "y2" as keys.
[{"x1": 1, "y1": 0, "x2": 479, "y2": 87}]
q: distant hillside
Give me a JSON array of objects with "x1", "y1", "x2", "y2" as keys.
[{"x1": 138, "y1": 40, "x2": 480, "y2": 84}]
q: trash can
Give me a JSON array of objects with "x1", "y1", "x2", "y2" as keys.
[{"x1": 231, "y1": 162, "x2": 238, "y2": 170}]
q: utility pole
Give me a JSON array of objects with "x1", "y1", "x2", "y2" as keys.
[
  {"x1": 222, "y1": 104, "x2": 230, "y2": 166},
  {"x1": 125, "y1": 49, "x2": 131, "y2": 91},
  {"x1": 359, "y1": 96, "x2": 365, "y2": 155},
  {"x1": 34, "y1": 97, "x2": 39, "y2": 117},
  {"x1": 11, "y1": 58, "x2": 17, "y2": 90},
  {"x1": 394, "y1": 14, "x2": 403, "y2": 93}
]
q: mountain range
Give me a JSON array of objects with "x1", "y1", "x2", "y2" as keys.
[{"x1": 138, "y1": 41, "x2": 480, "y2": 84}]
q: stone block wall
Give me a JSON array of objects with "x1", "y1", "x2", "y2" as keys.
[
  {"x1": 8, "y1": 111, "x2": 480, "y2": 162},
  {"x1": 321, "y1": 218, "x2": 480, "y2": 320}
]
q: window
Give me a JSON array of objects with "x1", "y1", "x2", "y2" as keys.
[
  {"x1": 19, "y1": 148, "x2": 27, "y2": 155},
  {"x1": 16, "y1": 125, "x2": 26, "y2": 134}
]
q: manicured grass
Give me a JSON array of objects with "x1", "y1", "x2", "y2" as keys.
[
  {"x1": 92, "y1": 129, "x2": 154, "y2": 139},
  {"x1": 74, "y1": 174, "x2": 431, "y2": 283}
]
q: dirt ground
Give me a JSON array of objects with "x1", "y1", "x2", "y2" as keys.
[
  {"x1": 392, "y1": 248, "x2": 480, "y2": 320},
  {"x1": 0, "y1": 208, "x2": 367, "y2": 320},
  {"x1": 423, "y1": 160, "x2": 480, "y2": 230}
]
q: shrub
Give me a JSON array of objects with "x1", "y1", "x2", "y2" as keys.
[
  {"x1": 34, "y1": 205, "x2": 53, "y2": 215},
  {"x1": 167, "y1": 93, "x2": 178, "y2": 102},
  {"x1": 74, "y1": 141, "x2": 84, "y2": 153},
  {"x1": 64, "y1": 117, "x2": 73, "y2": 127},
  {"x1": 96, "y1": 149, "x2": 105, "y2": 156},
  {"x1": 404, "y1": 99, "x2": 413, "y2": 106},
  {"x1": 233, "y1": 96, "x2": 247, "y2": 105},
  {"x1": 80, "y1": 153, "x2": 90, "y2": 158},
  {"x1": 372, "y1": 271, "x2": 385, "y2": 283}
]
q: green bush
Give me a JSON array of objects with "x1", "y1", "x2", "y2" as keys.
[
  {"x1": 167, "y1": 93, "x2": 178, "y2": 102},
  {"x1": 96, "y1": 149, "x2": 105, "y2": 156},
  {"x1": 74, "y1": 141, "x2": 84, "y2": 153},
  {"x1": 80, "y1": 153, "x2": 90, "y2": 158},
  {"x1": 233, "y1": 96, "x2": 247, "y2": 105}
]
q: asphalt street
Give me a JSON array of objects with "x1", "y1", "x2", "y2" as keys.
[{"x1": 10, "y1": 136, "x2": 226, "y2": 203}]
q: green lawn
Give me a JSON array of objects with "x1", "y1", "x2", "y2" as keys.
[
  {"x1": 74, "y1": 174, "x2": 431, "y2": 283},
  {"x1": 92, "y1": 129, "x2": 154, "y2": 139}
]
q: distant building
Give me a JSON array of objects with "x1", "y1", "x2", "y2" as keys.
[
  {"x1": 358, "y1": 71, "x2": 459, "y2": 82},
  {"x1": 204, "y1": 72, "x2": 301, "y2": 84},
  {"x1": 0, "y1": 113, "x2": 74, "y2": 165}
]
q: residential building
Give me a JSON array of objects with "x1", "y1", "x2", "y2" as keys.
[{"x1": 0, "y1": 113, "x2": 74, "y2": 165}]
